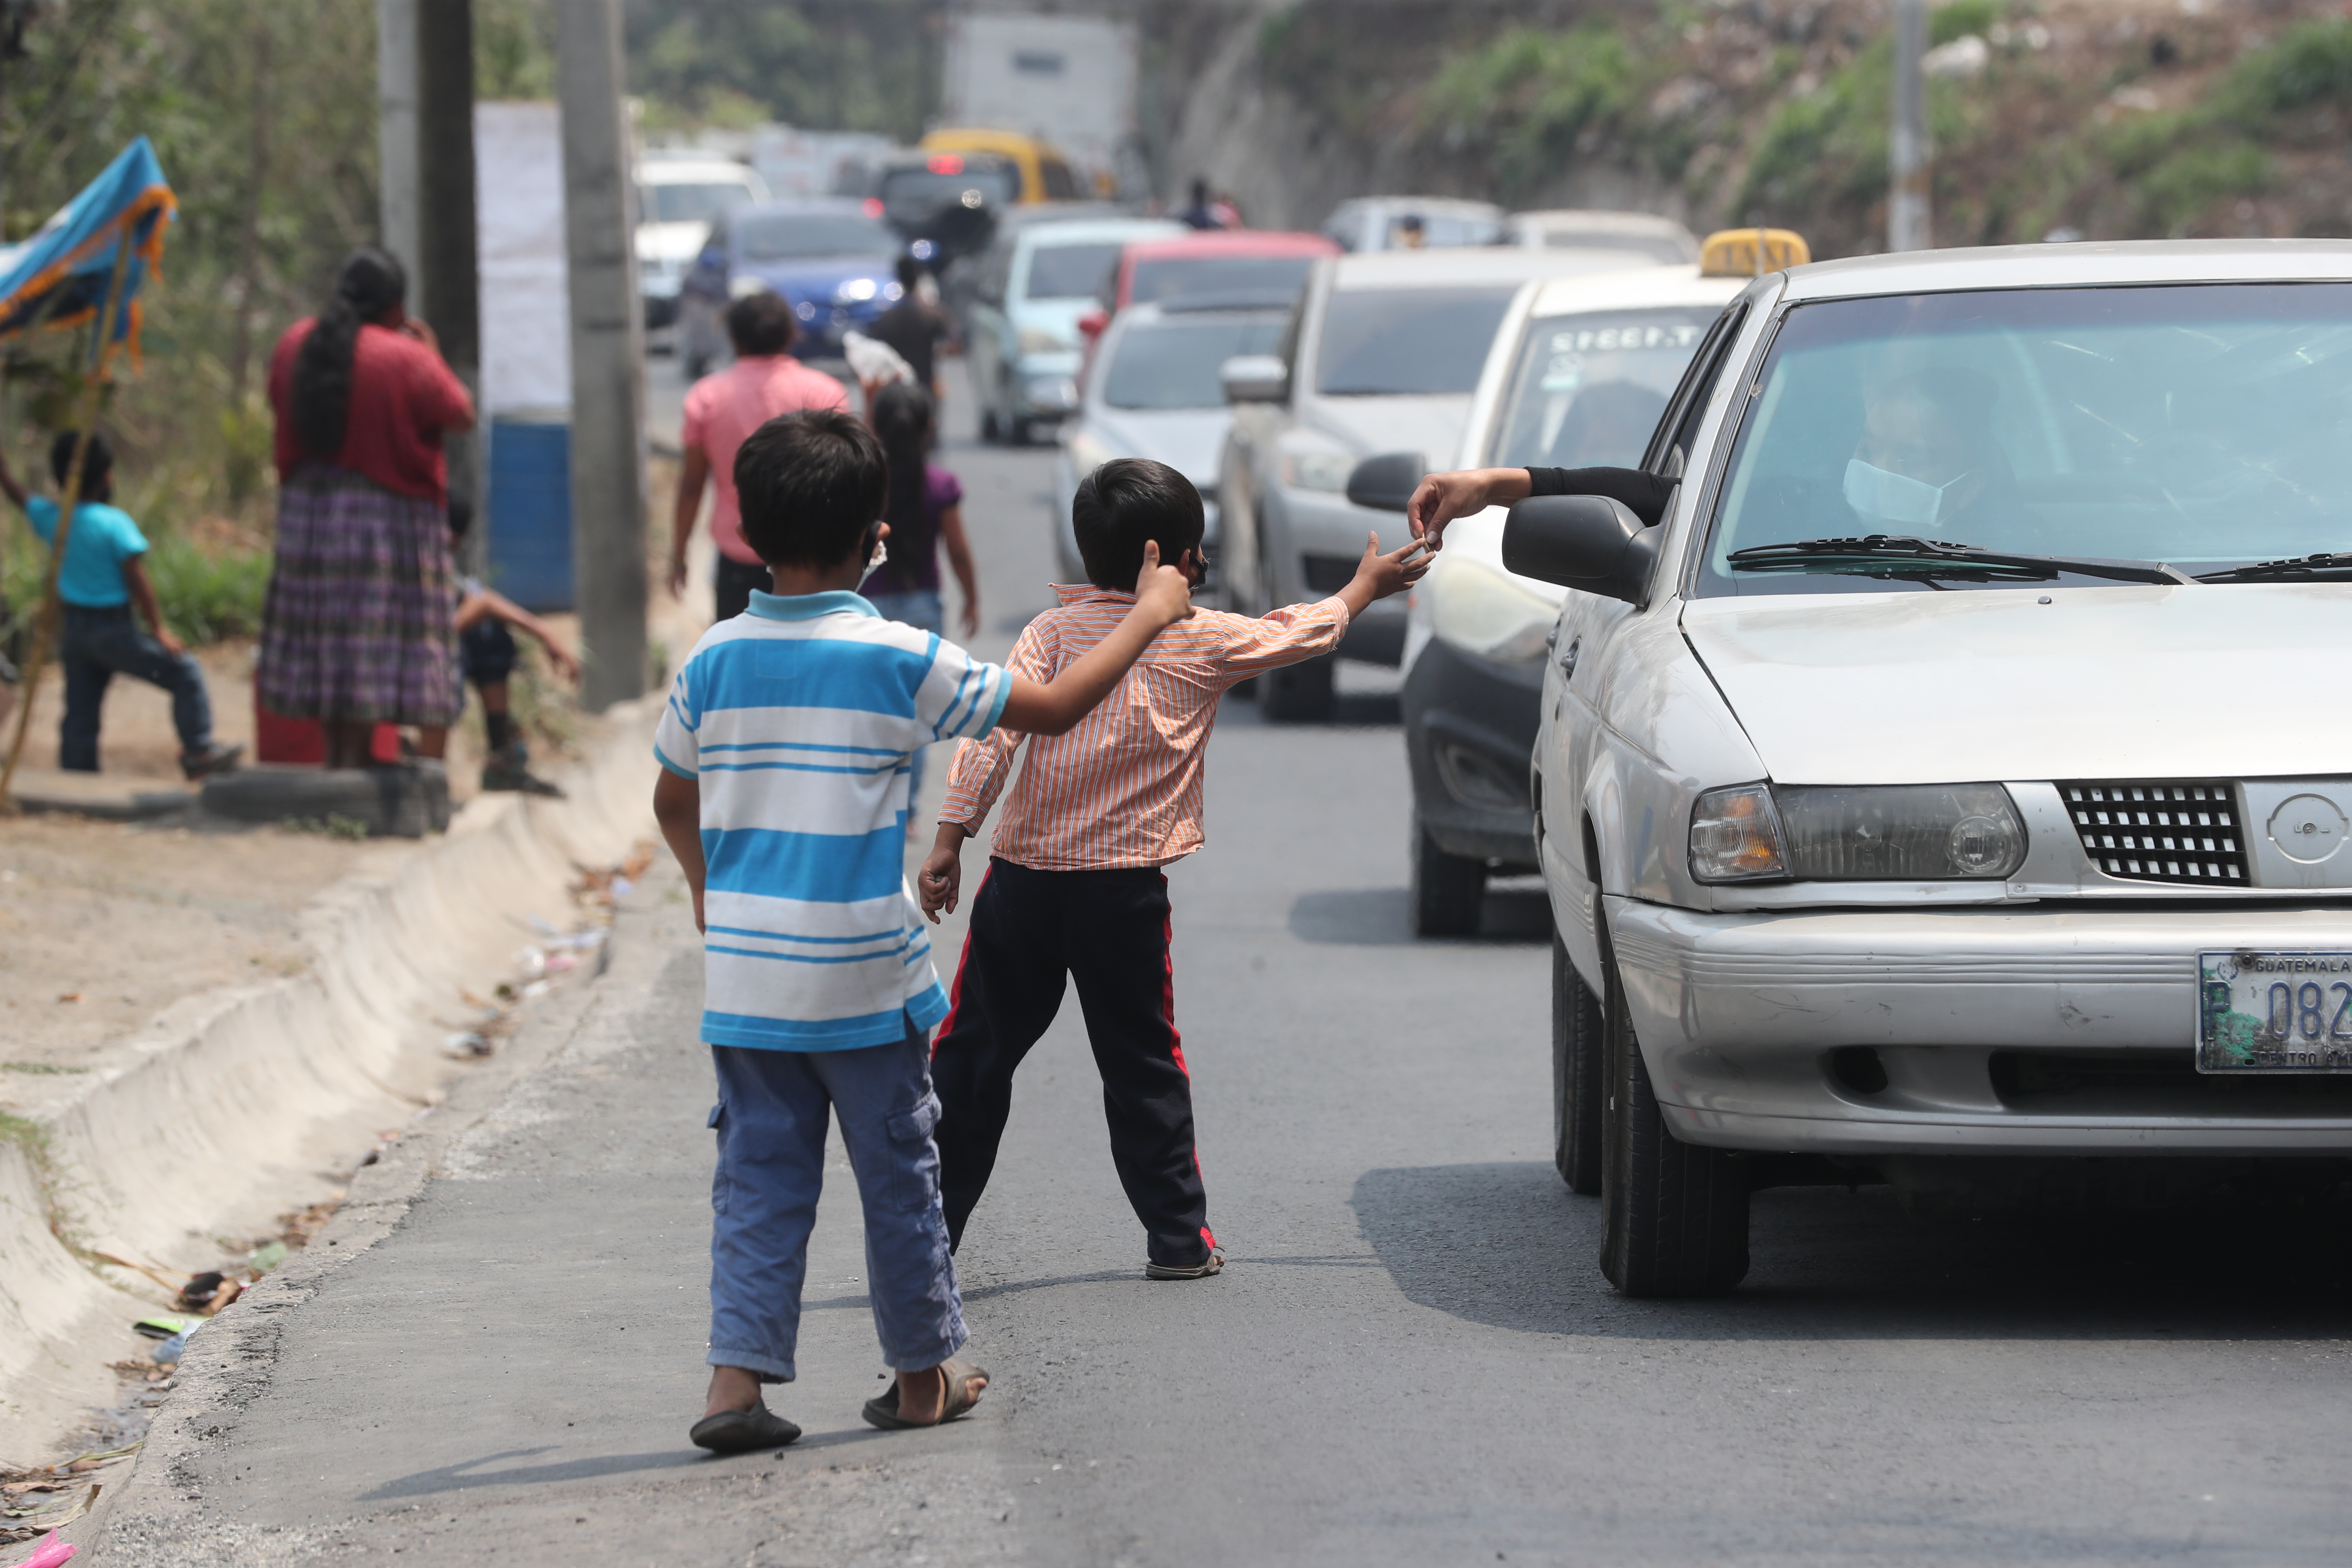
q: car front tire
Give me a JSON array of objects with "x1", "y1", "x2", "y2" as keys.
[
  {"x1": 1598, "y1": 940, "x2": 1749, "y2": 1296},
  {"x1": 1553, "y1": 930, "x2": 1605, "y2": 1194},
  {"x1": 1410, "y1": 820, "x2": 1484, "y2": 936}
]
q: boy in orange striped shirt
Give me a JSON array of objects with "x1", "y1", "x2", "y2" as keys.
[{"x1": 919, "y1": 458, "x2": 1425, "y2": 1278}]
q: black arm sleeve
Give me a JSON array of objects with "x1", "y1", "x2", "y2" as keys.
[{"x1": 1524, "y1": 466, "x2": 1675, "y2": 527}]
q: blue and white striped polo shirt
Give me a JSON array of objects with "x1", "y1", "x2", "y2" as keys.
[{"x1": 654, "y1": 588, "x2": 1011, "y2": 1050}]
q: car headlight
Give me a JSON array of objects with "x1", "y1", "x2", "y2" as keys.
[
  {"x1": 835, "y1": 276, "x2": 879, "y2": 304},
  {"x1": 1065, "y1": 429, "x2": 1116, "y2": 475},
  {"x1": 1424, "y1": 554, "x2": 1559, "y2": 663},
  {"x1": 1017, "y1": 327, "x2": 1072, "y2": 356},
  {"x1": 1026, "y1": 374, "x2": 1079, "y2": 412},
  {"x1": 1279, "y1": 450, "x2": 1353, "y2": 493},
  {"x1": 1690, "y1": 782, "x2": 2027, "y2": 884}
]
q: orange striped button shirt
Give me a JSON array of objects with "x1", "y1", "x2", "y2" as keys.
[{"x1": 939, "y1": 583, "x2": 1352, "y2": 870}]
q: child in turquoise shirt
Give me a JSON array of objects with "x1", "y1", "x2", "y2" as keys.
[{"x1": 0, "y1": 431, "x2": 241, "y2": 777}]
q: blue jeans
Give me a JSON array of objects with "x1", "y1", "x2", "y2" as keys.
[
  {"x1": 707, "y1": 1017, "x2": 967, "y2": 1381},
  {"x1": 864, "y1": 588, "x2": 946, "y2": 806},
  {"x1": 58, "y1": 603, "x2": 213, "y2": 772}
]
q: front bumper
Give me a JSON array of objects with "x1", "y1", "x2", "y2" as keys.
[
  {"x1": 1403, "y1": 636, "x2": 1541, "y2": 866},
  {"x1": 1609, "y1": 897, "x2": 2352, "y2": 1156}
]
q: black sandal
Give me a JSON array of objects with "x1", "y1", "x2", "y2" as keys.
[
  {"x1": 862, "y1": 1360, "x2": 989, "y2": 1430},
  {"x1": 690, "y1": 1403, "x2": 802, "y2": 1453}
]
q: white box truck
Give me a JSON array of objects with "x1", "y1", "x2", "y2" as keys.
[{"x1": 938, "y1": 10, "x2": 1140, "y2": 196}]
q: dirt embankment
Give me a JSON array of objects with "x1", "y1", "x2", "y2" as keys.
[{"x1": 1149, "y1": 0, "x2": 2352, "y2": 254}]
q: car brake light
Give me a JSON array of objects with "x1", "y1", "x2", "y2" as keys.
[
  {"x1": 926, "y1": 153, "x2": 965, "y2": 175},
  {"x1": 862, "y1": 197, "x2": 884, "y2": 218}
]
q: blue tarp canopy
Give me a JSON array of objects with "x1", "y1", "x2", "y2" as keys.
[{"x1": 0, "y1": 135, "x2": 176, "y2": 355}]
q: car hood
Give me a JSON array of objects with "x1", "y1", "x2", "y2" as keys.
[
  {"x1": 637, "y1": 220, "x2": 711, "y2": 263},
  {"x1": 1081, "y1": 406, "x2": 1230, "y2": 488},
  {"x1": 742, "y1": 257, "x2": 894, "y2": 303},
  {"x1": 1680, "y1": 584, "x2": 2352, "y2": 784},
  {"x1": 1301, "y1": 394, "x2": 1471, "y2": 466}
]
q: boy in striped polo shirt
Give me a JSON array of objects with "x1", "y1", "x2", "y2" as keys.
[
  {"x1": 919, "y1": 458, "x2": 1427, "y2": 1280},
  {"x1": 653, "y1": 411, "x2": 1194, "y2": 1452}
]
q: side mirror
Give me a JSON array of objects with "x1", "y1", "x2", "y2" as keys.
[
  {"x1": 1501, "y1": 494, "x2": 1659, "y2": 605},
  {"x1": 1344, "y1": 452, "x2": 1424, "y2": 512},
  {"x1": 1078, "y1": 306, "x2": 1109, "y2": 341},
  {"x1": 1220, "y1": 354, "x2": 1288, "y2": 404}
]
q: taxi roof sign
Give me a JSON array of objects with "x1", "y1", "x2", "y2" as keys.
[{"x1": 1700, "y1": 228, "x2": 1810, "y2": 277}]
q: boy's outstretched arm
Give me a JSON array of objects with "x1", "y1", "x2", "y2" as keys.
[
  {"x1": 1334, "y1": 531, "x2": 1430, "y2": 620},
  {"x1": 994, "y1": 539, "x2": 1191, "y2": 735},
  {"x1": 653, "y1": 768, "x2": 706, "y2": 932},
  {"x1": 456, "y1": 583, "x2": 583, "y2": 683}
]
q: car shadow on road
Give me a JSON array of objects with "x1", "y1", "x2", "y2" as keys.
[
  {"x1": 1289, "y1": 886, "x2": 1550, "y2": 945},
  {"x1": 1352, "y1": 1161, "x2": 2352, "y2": 1343}
]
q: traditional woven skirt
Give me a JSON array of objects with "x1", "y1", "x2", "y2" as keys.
[{"x1": 257, "y1": 465, "x2": 461, "y2": 727}]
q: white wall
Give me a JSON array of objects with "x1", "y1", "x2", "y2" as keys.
[{"x1": 475, "y1": 101, "x2": 571, "y2": 414}]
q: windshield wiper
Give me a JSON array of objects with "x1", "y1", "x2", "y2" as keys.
[
  {"x1": 2194, "y1": 552, "x2": 2352, "y2": 583},
  {"x1": 1728, "y1": 535, "x2": 2193, "y2": 586}
]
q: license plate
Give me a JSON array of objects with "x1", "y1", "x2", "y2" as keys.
[{"x1": 2199, "y1": 952, "x2": 2352, "y2": 1071}]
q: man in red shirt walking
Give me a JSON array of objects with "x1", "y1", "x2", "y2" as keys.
[{"x1": 669, "y1": 293, "x2": 850, "y2": 622}]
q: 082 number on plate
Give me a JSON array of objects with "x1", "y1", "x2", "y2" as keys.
[{"x1": 2199, "y1": 951, "x2": 2352, "y2": 1072}]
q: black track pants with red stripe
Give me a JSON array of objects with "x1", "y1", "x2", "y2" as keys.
[{"x1": 931, "y1": 857, "x2": 1216, "y2": 1269}]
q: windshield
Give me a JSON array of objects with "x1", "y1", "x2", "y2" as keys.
[
  {"x1": 1103, "y1": 316, "x2": 1288, "y2": 410},
  {"x1": 1701, "y1": 284, "x2": 2352, "y2": 596},
  {"x1": 735, "y1": 212, "x2": 894, "y2": 261},
  {"x1": 1489, "y1": 308, "x2": 1717, "y2": 468},
  {"x1": 1315, "y1": 286, "x2": 1516, "y2": 396},
  {"x1": 1129, "y1": 254, "x2": 1317, "y2": 306},
  {"x1": 649, "y1": 182, "x2": 753, "y2": 225},
  {"x1": 1026, "y1": 242, "x2": 1125, "y2": 300},
  {"x1": 878, "y1": 167, "x2": 1017, "y2": 214}
]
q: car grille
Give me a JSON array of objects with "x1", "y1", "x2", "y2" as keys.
[{"x1": 2059, "y1": 780, "x2": 2248, "y2": 885}]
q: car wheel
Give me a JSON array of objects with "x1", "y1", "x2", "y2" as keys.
[
  {"x1": 1259, "y1": 651, "x2": 1336, "y2": 724},
  {"x1": 1553, "y1": 930, "x2": 1605, "y2": 1194},
  {"x1": 1409, "y1": 820, "x2": 1484, "y2": 936},
  {"x1": 1597, "y1": 939, "x2": 1749, "y2": 1296},
  {"x1": 980, "y1": 407, "x2": 1001, "y2": 445},
  {"x1": 1010, "y1": 416, "x2": 1033, "y2": 447}
]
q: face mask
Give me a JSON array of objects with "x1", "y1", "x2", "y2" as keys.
[{"x1": 1843, "y1": 458, "x2": 1969, "y2": 529}]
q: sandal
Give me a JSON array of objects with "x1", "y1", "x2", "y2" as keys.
[
  {"x1": 689, "y1": 1403, "x2": 802, "y2": 1453},
  {"x1": 1145, "y1": 1246, "x2": 1224, "y2": 1280},
  {"x1": 862, "y1": 1360, "x2": 989, "y2": 1430}
]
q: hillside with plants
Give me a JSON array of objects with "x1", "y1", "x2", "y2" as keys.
[{"x1": 1159, "y1": 0, "x2": 2352, "y2": 255}]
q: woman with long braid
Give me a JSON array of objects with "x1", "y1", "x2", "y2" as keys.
[{"x1": 260, "y1": 248, "x2": 474, "y2": 769}]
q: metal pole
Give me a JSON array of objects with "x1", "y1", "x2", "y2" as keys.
[
  {"x1": 1889, "y1": 0, "x2": 1931, "y2": 252},
  {"x1": 416, "y1": 0, "x2": 484, "y2": 577},
  {"x1": 557, "y1": 0, "x2": 648, "y2": 710},
  {"x1": 376, "y1": 0, "x2": 421, "y2": 276},
  {"x1": 1, "y1": 227, "x2": 138, "y2": 808}
]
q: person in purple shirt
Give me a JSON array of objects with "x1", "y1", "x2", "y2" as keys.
[{"x1": 860, "y1": 381, "x2": 979, "y2": 814}]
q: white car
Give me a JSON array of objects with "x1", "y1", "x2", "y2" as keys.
[
  {"x1": 1216, "y1": 246, "x2": 1670, "y2": 720},
  {"x1": 962, "y1": 214, "x2": 1185, "y2": 444},
  {"x1": 1051, "y1": 297, "x2": 1291, "y2": 582},
  {"x1": 1501, "y1": 209, "x2": 1700, "y2": 265},
  {"x1": 1471, "y1": 239, "x2": 2352, "y2": 1297},
  {"x1": 1391, "y1": 262, "x2": 1751, "y2": 934},
  {"x1": 637, "y1": 157, "x2": 769, "y2": 329}
]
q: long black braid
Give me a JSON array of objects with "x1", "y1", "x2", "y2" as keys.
[{"x1": 291, "y1": 247, "x2": 407, "y2": 460}]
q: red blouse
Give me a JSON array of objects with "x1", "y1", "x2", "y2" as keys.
[{"x1": 268, "y1": 319, "x2": 474, "y2": 503}]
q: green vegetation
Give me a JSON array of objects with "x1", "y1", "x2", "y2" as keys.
[
  {"x1": 2106, "y1": 17, "x2": 2352, "y2": 232},
  {"x1": 142, "y1": 533, "x2": 270, "y2": 644},
  {"x1": 2, "y1": 1061, "x2": 90, "y2": 1075},
  {"x1": 623, "y1": 0, "x2": 938, "y2": 138},
  {"x1": 1415, "y1": 24, "x2": 1658, "y2": 203},
  {"x1": 285, "y1": 813, "x2": 373, "y2": 840}
]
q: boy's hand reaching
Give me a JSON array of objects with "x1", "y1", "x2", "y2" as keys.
[
  {"x1": 1343, "y1": 532, "x2": 1431, "y2": 609},
  {"x1": 1133, "y1": 539, "x2": 1194, "y2": 628}
]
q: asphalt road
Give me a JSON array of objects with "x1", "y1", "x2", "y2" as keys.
[{"x1": 96, "y1": 362, "x2": 2352, "y2": 1566}]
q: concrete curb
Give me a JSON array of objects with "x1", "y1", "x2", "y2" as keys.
[
  {"x1": 0, "y1": 698, "x2": 660, "y2": 1466},
  {"x1": 80, "y1": 886, "x2": 667, "y2": 1565}
]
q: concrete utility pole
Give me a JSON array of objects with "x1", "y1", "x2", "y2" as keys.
[
  {"x1": 375, "y1": 0, "x2": 420, "y2": 275},
  {"x1": 1888, "y1": 0, "x2": 1932, "y2": 251},
  {"x1": 557, "y1": 0, "x2": 648, "y2": 710},
  {"x1": 415, "y1": 0, "x2": 485, "y2": 570}
]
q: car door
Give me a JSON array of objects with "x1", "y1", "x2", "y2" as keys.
[
  {"x1": 964, "y1": 236, "x2": 1014, "y2": 423},
  {"x1": 1219, "y1": 286, "x2": 1311, "y2": 615},
  {"x1": 1542, "y1": 300, "x2": 1750, "y2": 986}
]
